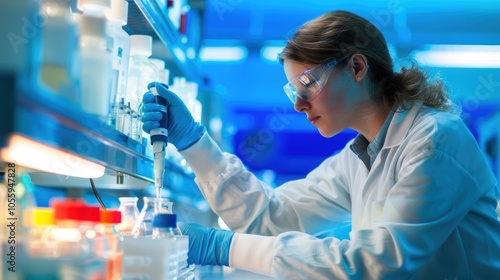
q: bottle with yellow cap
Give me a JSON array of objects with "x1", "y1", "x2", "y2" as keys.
[
  {"x1": 13, "y1": 207, "x2": 59, "y2": 279},
  {"x1": 98, "y1": 209, "x2": 124, "y2": 280},
  {"x1": 23, "y1": 207, "x2": 56, "y2": 255}
]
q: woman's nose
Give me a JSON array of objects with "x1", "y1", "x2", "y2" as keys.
[{"x1": 293, "y1": 97, "x2": 309, "y2": 112}]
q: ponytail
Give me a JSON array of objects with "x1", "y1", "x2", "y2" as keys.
[{"x1": 378, "y1": 62, "x2": 458, "y2": 114}]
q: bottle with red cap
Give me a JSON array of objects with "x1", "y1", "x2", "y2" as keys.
[
  {"x1": 98, "y1": 209, "x2": 124, "y2": 280},
  {"x1": 48, "y1": 198, "x2": 108, "y2": 279}
]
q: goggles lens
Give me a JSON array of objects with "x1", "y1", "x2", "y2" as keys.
[{"x1": 283, "y1": 56, "x2": 348, "y2": 103}]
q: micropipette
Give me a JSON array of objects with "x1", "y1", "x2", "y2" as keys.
[{"x1": 149, "y1": 86, "x2": 168, "y2": 199}]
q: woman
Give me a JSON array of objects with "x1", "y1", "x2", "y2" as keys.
[{"x1": 142, "y1": 10, "x2": 500, "y2": 279}]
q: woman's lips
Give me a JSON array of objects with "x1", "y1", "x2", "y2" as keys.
[{"x1": 308, "y1": 116, "x2": 320, "y2": 125}]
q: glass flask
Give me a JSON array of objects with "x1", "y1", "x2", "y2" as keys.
[
  {"x1": 117, "y1": 197, "x2": 139, "y2": 237},
  {"x1": 132, "y1": 197, "x2": 172, "y2": 237}
]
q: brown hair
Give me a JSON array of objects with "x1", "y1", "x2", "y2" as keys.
[{"x1": 279, "y1": 10, "x2": 456, "y2": 113}]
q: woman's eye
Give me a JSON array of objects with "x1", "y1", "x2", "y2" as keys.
[
  {"x1": 303, "y1": 80, "x2": 316, "y2": 88},
  {"x1": 298, "y1": 75, "x2": 313, "y2": 87},
  {"x1": 298, "y1": 92, "x2": 309, "y2": 100},
  {"x1": 299, "y1": 74, "x2": 318, "y2": 89}
]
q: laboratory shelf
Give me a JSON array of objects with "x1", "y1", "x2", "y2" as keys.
[
  {"x1": 0, "y1": 74, "x2": 199, "y2": 197},
  {"x1": 0, "y1": 0, "x2": 206, "y2": 205}
]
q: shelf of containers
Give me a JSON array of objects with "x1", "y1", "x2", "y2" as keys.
[{"x1": 0, "y1": 0, "x2": 204, "y2": 203}]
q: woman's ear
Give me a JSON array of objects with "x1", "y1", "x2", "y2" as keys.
[{"x1": 348, "y1": 54, "x2": 369, "y2": 82}]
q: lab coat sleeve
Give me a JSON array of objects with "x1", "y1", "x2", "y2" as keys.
[
  {"x1": 228, "y1": 120, "x2": 496, "y2": 279},
  {"x1": 180, "y1": 132, "x2": 353, "y2": 236}
]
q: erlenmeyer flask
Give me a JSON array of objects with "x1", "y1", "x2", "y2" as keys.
[
  {"x1": 132, "y1": 197, "x2": 172, "y2": 237},
  {"x1": 117, "y1": 197, "x2": 139, "y2": 237}
]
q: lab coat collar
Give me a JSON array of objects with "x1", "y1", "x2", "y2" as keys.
[{"x1": 383, "y1": 101, "x2": 424, "y2": 148}]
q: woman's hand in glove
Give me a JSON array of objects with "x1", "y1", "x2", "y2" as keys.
[
  {"x1": 141, "y1": 82, "x2": 206, "y2": 151},
  {"x1": 179, "y1": 223, "x2": 235, "y2": 267}
]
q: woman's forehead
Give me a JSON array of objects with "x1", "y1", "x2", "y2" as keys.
[{"x1": 283, "y1": 60, "x2": 315, "y2": 80}]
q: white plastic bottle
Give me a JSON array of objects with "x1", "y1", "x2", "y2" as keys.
[
  {"x1": 78, "y1": 0, "x2": 111, "y2": 17},
  {"x1": 77, "y1": 0, "x2": 113, "y2": 120},
  {"x1": 152, "y1": 213, "x2": 180, "y2": 279},
  {"x1": 106, "y1": 0, "x2": 130, "y2": 127},
  {"x1": 171, "y1": 76, "x2": 186, "y2": 92},
  {"x1": 149, "y1": 58, "x2": 170, "y2": 85},
  {"x1": 78, "y1": 15, "x2": 113, "y2": 120},
  {"x1": 185, "y1": 81, "x2": 202, "y2": 123},
  {"x1": 38, "y1": 0, "x2": 80, "y2": 103},
  {"x1": 152, "y1": 213, "x2": 194, "y2": 280},
  {"x1": 126, "y1": 35, "x2": 158, "y2": 114},
  {"x1": 171, "y1": 77, "x2": 202, "y2": 122}
]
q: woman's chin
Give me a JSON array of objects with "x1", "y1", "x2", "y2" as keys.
[{"x1": 317, "y1": 127, "x2": 339, "y2": 138}]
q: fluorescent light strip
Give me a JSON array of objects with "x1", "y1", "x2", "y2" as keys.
[
  {"x1": 261, "y1": 46, "x2": 284, "y2": 62},
  {"x1": 412, "y1": 45, "x2": 500, "y2": 68},
  {"x1": 199, "y1": 46, "x2": 247, "y2": 62},
  {"x1": 1, "y1": 134, "x2": 105, "y2": 178}
]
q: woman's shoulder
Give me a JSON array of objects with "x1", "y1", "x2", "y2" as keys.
[
  {"x1": 411, "y1": 105, "x2": 467, "y2": 138},
  {"x1": 404, "y1": 105, "x2": 496, "y2": 190},
  {"x1": 406, "y1": 105, "x2": 483, "y2": 161}
]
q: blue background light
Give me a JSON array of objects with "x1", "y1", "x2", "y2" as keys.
[{"x1": 196, "y1": 0, "x2": 500, "y2": 184}]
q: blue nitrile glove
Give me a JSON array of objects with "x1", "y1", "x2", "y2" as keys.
[
  {"x1": 179, "y1": 223, "x2": 235, "y2": 267},
  {"x1": 141, "y1": 82, "x2": 206, "y2": 151}
]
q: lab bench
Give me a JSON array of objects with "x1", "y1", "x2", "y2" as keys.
[{"x1": 194, "y1": 266, "x2": 274, "y2": 280}]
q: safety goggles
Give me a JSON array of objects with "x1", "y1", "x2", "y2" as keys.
[{"x1": 283, "y1": 56, "x2": 349, "y2": 103}]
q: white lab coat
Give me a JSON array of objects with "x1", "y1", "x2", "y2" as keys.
[{"x1": 181, "y1": 102, "x2": 500, "y2": 279}]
